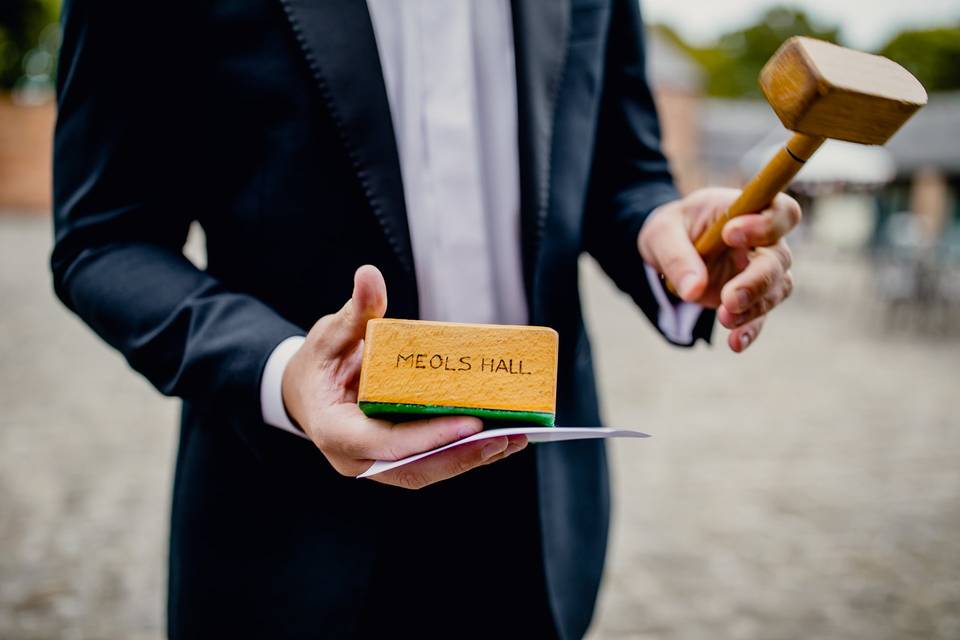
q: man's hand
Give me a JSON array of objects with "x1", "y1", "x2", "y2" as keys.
[
  {"x1": 282, "y1": 265, "x2": 527, "y2": 489},
  {"x1": 638, "y1": 188, "x2": 801, "y2": 353}
]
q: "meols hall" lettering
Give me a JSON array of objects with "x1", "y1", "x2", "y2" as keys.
[{"x1": 396, "y1": 353, "x2": 533, "y2": 375}]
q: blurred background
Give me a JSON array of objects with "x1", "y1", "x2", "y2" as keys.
[{"x1": 1, "y1": 0, "x2": 958, "y2": 638}]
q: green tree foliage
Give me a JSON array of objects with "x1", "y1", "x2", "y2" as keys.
[
  {"x1": 0, "y1": 0, "x2": 60, "y2": 90},
  {"x1": 660, "y1": 7, "x2": 960, "y2": 97},
  {"x1": 879, "y1": 27, "x2": 960, "y2": 93},
  {"x1": 660, "y1": 7, "x2": 840, "y2": 98}
]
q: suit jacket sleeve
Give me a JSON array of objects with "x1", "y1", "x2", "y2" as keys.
[
  {"x1": 50, "y1": 0, "x2": 304, "y2": 440},
  {"x1": 582, "y1": 0, "x2": 714, "y2": 345}
]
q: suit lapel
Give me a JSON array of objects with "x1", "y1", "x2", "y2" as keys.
[
  {"x1": 277, "y1": 0, "x2": 571, "y2": 303},
  {"x1": 277, "y1": 0, "x2": 415, "y2": 277},
  {"x1": 511, "y1": 0, "x2": 570, "y2": 310}
]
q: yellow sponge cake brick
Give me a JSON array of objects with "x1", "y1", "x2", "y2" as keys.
[{"x1": 357, "y1": 319, "x2": 558, "y2": 426}]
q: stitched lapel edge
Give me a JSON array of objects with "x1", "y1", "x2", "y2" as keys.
[
  {"x1": 512, "y1": 0, "x2": 571, "y2": 317},
  {"x1": 277, "y1": 0, "x2": 415, "y2": 278}
]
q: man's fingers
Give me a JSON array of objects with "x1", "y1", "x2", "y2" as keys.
[
  {"x1": 316, "y1": 265, "x2": 388, "y2": 358},
  {"x1": 728, "y1": 316, "x2": 765, "y2": 353},
  {"x1": 307, "y1": 403, "x2": 483, "y2": 470},
  {"x1": 345, "y1": 414, "x2": 485, "y2": 463},
  {"x1": 478, "y1": 435, "x2": 528, "y2": 466},
  {"x1": 719, "y1": 246, "x2": 787, "y2": 315},
  {"x1": 722, "y1": 193, "x2": 802, "y2": 249},
  {"x1": 374, "y1": 435, "x2": 525, "y2": 490},
  {"x1": 641, "y1": 211, "x2": 708, "y2": 301},
  {"x1": 718, "y1": 269, "x2": 794, "y2": 329}
]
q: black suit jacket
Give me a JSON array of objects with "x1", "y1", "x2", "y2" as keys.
[{"x1": 52, "y1": 0, "x2": 712, "y2": 637}]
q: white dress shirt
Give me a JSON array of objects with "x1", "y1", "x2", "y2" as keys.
[{"x1": 261, "y1": 1, "x2": 701, "y2": 435}]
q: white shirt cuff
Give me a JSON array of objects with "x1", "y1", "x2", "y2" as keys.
[
  {"x1": 644, "y1": 263, "x2": 704, "y2": 345},
  {"x1": 260, "y1": 335, "x2": 310, "y2": 439}
]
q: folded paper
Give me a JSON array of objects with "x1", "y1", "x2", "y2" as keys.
[{"x1": 358, "y1": 426, "x2": 649, "y2": 478}]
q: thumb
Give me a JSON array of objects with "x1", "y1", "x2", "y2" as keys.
[
  {"x1": 645, "y1": 216, "x2": 708, "y2": 302},
  {"x1": 319, "y1": 265, "x2": 388, "y2": 357}
]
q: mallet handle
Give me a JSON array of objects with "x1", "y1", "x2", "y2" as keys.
[
  {"x1": 696, "y1": 132, "x2": 824, "y2": 264},
  {"x1": 666, "y1": 132, "x2": 825, "y2": 295}
]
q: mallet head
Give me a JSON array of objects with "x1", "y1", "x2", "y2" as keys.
[{"x1": 759, "y1": 36, "x2": 927, "y2": 145}]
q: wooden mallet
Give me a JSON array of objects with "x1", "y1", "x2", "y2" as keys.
[{"x1": 670, "y1": 36, "x2": 927, "y2": 288}]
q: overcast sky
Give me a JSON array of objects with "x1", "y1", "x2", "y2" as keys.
[{"x1": 641, "y1": 0, "x2": 960, "y2": 50}]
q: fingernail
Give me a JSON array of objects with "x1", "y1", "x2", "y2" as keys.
[
  {"x1": 740, "y1": 333, "x2": 751, "y2": 350},
  {"x1": 733, "y1": 313, "x2": 750, "y2": 327},
  {"x1": 736, "y1": 289, "x2": 750, "y2": 312},
  {"x1": 678, "y1": 273, "x2": 699, "y2": 299},
  {"x1": 729, "y1": 230, "x2": 746, "y2": 246},
  {"x1": 456, "y1": 419, "x2": 483, "y2": 439},
  {"x1": 482, "y1": 438, "x2": 508, "y2": 460}
]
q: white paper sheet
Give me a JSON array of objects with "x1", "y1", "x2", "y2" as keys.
[{"x1": 357, "y1": 427, "x2": 649, "y2": 478}]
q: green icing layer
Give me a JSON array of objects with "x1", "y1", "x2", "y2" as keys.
[{"x1": 358, "y1": 401, "x2": 555, "y2": 427}]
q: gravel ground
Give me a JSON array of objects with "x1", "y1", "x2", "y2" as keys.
[{"x1": 1, "y1": 214, "x2": 958, "y2": 639}]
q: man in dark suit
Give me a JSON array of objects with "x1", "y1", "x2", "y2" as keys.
[{"x1": 51, "y1": 0, "x2": 799, "y2": 637}]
